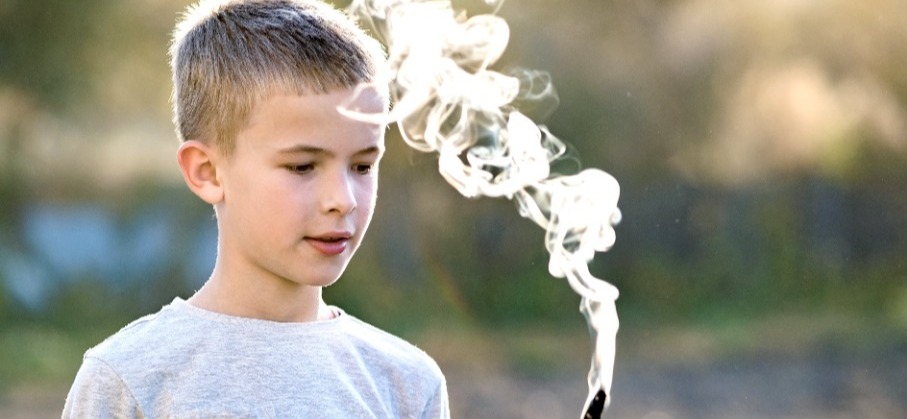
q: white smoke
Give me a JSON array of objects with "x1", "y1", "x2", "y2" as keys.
[{"x1": 342, "y1": 1, "x2": 622, "y2": 416}]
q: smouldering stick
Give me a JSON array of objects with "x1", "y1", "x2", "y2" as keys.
[{"x1": 342, "y1": 1, "x2": 622, "y2": 417}]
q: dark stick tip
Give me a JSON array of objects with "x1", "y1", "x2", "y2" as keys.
[{"x1": 583, "y1": 389, "x2": 607, "y2": 419}]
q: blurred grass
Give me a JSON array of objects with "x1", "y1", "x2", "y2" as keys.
[{"x1": 0, "y1": 325, "x2": 94, "y2": 390}]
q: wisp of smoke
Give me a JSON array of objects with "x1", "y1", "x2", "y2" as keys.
[{"x1": 342, "y1": 1, "x2": 622, "y2": 417}]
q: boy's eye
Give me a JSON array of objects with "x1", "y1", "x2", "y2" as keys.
[
  {"x1": 287, "y1": 164, "x2": 314, "y2": 174},
  {"x1": 354, "y1": 164, "x2": 374, "y2": 175}
]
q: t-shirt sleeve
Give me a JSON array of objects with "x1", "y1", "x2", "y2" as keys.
[
  {"x1": 421, "y1": 378, "x2": 451, "y2": 419},
  {"x1": 62, "y1": 356, "x2": 143, "y2": 418}
]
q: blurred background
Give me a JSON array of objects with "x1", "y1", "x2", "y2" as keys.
[{"x1": 1, "y1": 0, "x2": 906, "y2": 417}]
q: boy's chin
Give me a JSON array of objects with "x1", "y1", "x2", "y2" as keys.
[{"x1": 300, "y1": 272, "x2": 344, "y2": 288}]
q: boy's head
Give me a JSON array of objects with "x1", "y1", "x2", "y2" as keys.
[
  {"x1": 170, "y1": 0, "x2": 387, "y2": 153},
  {"x1": 172, "y1": 0, "x2": 391, "y2": 295}
]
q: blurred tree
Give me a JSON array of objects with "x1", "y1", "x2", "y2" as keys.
[{"x1": 0, "y1": 0, "x2": 110, "y2": 110}]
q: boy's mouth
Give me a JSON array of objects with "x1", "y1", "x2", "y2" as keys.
[{"x1": 305, "y1": 232, "x2": 352, "y2": 255}]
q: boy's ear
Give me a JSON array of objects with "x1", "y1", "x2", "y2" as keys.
[{"x1": 177, "y1": 140, "x2": 224, "y2": 205}]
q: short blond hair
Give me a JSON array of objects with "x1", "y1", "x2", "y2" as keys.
[{"x1": 170, "y1": 0, "x2": 386, "y2": 153}]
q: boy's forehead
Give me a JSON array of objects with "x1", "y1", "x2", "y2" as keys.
[
  {"x1": 244, "y1": 87, "x2": 385, "y2": 135},
  {"x1": 257, "y1": 84, "x2": 388, "y2": 115},
  {"x1": 233, "y1": 86, "x2": 387, "y2": 152}
]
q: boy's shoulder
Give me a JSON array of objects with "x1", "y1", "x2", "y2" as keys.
[
  {"x1": 339, "y1": 311, "x2": 442, "y2": 373},
  {"x1": 83, "y1": 298, "x2": 197, "y2": 367}
]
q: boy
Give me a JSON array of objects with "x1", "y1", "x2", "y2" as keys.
[{"x1": 63, "y1": 0, "x2": 450, "y2": 417}]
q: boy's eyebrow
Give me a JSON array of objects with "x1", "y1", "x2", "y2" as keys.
[{"x1": 277, "y1": 144, "x2": 384, "y2": 156}]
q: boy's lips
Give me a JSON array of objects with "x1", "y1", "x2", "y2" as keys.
[{"x1": 305, "y1": 232, "x2": 352, "y2": 256}]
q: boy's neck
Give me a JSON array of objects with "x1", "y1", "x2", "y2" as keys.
[{"x1": 188, "y1": 271, "x2": 333, "y2": 323}]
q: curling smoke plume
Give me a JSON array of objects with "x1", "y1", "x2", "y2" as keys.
[{"x1": 343, "y1": 1, "x2": 621, "y2": 417}]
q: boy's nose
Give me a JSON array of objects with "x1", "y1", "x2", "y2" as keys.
[{"x1": 321, "y1": 171, "x2": 357, "y2": 215}]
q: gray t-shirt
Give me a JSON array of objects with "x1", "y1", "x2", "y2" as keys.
[{"x1": 62, "y1": 298, "x2": 449, "y2": 418}]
